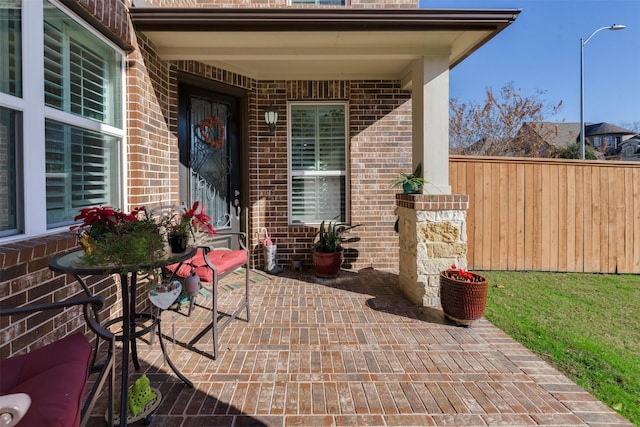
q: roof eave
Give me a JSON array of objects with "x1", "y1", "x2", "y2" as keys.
[
  {"x1": 129, "y1": 7, "x2": 521, "y2": 33},
  {"x1": 129, "y1": 7, "x2": 520, "y2": 81}
]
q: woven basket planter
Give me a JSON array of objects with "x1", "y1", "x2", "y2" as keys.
[{"x1": 440, "y1": 270, "x2": 488, "y2": 326}]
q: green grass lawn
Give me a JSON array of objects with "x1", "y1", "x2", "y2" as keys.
[{"x1": 481, "y1": 271, "x2": 640, "y2": 425}]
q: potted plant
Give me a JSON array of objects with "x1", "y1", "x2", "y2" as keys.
[
  {"x1": 439, "y1": 265, "x2": 489, "y2": 326},
  {"x1": 71, "y1": 206, "x2": 166, "y2": 267},
  {"x1": 312, "y1": 220, "x2": 360, "y2": 277},
  {"x1": 72, "y1": 205, "x2": 143, "y2": 253},
  {"x1": 164, "y1": 201, "x2": 215, "y2": 253},
  {"x1": 393, "y1": 163, "x2": 425, "y2": 194}
]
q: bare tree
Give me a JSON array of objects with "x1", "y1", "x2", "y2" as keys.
[
  {"x1": 450, "y1": 82, "x2": 563, "y2": 157},
  {"x1": 618, "y1": 121, "x2": 640, "y2": 133}
]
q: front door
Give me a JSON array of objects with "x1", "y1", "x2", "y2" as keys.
[{"x1": 178, "y1": 82, "x2": 244, "y2": 249}]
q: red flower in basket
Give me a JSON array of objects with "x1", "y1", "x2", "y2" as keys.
[
  {"x1": 443, "y1": 265, "x2": 484, "y2": 283},
  {"x1": 440, "y1": 265, "x2": 489, "y2": 326}
]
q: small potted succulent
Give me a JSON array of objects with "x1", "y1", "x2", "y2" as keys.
[
  {"x1": 393, "y1": 163, "x2": 425, "y2": 194},
  {"x1": 312, "y1": 220, "x2": 360, "y2": 277},
  {"x1": 440, "y1": 265, "x2": 489, "y2": 326}
]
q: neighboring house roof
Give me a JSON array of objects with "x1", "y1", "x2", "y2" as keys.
[
  {"x1": 519, "y1": 121, "x2": 637, "y2": 144},
  {"x1": 519, "y1": 121, "x2": 637, "y2": 148},
  {"x1": 455, "y1": 137, "x2": 494, "y2": 156},
  {"x1": 129, "y1": 8, "x2": 520, "y2": 81},
  {"x1": 521, "y1": 122, "x2": 580, "y2": 149},
  {"x1": 585, "y1": 122, "x2": 637, "y2": 136},
  {"x1": 455, "y1": 122, "x2": 580, "y2": 157}
]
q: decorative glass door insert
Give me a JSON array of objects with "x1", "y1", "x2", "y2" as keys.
[{"x1": 189, "y1": 95, "x2": 232, "y2": 230}]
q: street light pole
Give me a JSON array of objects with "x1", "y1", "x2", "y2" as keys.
[{"x1": 580, "y1": 24, "x2": 625, "y2": 160}]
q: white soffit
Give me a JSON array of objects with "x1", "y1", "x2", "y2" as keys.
[{"x1": 142, "y1": 29, "x2": 494, "y2": 80}]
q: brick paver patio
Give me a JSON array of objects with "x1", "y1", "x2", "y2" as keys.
[{"x1": 88, "y1": 267, "x2": 632, "y2": 426}]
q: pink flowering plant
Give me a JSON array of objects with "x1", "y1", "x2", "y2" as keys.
[{"x1": 442, "y1": 265, "x2": 484, "y2": 283}]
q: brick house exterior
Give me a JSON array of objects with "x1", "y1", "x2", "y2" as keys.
[{"x1": 0, "y1": 0, "x2": 517, "y2": 358}]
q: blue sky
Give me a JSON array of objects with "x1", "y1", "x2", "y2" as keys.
[{"x1": 420, "y1": 0, "x2": 640, "y2": 127}]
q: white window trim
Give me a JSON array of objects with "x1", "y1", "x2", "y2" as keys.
[
  {"x1": 22, "y1": 0, "x2": 47, "y2": 238},
  {"x1": 287, "y1": 100, "x2": 350, "y2": 226},
  {"x1": 1, "y1": 0, "x2": 126, "y2": 243},
  {"x1": 0, "y1": 93, "x2": 25, "y2": 111},
  {"x1": 45, "y1": 106, "x2": 124, "y2": 138}
]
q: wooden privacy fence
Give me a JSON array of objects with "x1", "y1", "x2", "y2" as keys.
[{"x1": 450, "y1": 155, "x2": 640, "y2": 274}]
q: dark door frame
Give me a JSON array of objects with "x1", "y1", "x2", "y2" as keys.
[{"x1": 177, "y1": 71, "x2": 250, "y2": 237}]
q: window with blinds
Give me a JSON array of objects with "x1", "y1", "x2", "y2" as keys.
[
  {"x1": 45, "y1": 120, "x2": 119, "y2": 228},
  {"x1": 0, "y1": 107, "x2": 21, "y2": 236},
  {"x1": 0, "y1": 0, "x2": 21, "y2": 97},
  {"x1": 290, "y1": 103, "x2": 347, "y2": 224},
  {"x1": 43, "y1": 4, "x2": 122, "y2": 128},
  {"x1": 0, "y1": 1, "x2": 22, "y2": 236},
  {"x1": 0, "y1": 1, "x2": 123, "y2": 239},
  {"x1": 42, "y1": 1, "x2": 123, "y2": 229}
]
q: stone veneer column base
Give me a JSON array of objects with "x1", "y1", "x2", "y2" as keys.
[{"x1": 396, "y1": 194, "x2": 469, "y2": 307}]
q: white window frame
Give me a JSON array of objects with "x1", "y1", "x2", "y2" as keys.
[
  {"x1": 287, "y1": 101, "x2": 350, "y2": 226},
  {"x1": 0, "y1": 0, "x2": 126, "y2": 243}
]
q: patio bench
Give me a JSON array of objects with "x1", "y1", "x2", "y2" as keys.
[{"x1": 0, "y1": 296, "x2": 115, "y2": 427}]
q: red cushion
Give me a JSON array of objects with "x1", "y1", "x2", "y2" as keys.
[
  {"x1": 165, "y1": 248, "x2": 247, "y2": 282},
  {"x1": 0, "y1": 332, "x2": 92, "y2": 427}
]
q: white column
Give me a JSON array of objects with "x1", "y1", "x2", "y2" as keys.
[{"x1": 411, "y1": 57, "x2": 451, "y2": 195}]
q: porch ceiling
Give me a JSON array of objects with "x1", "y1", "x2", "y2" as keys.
[{"x1": 130, "y1": 8, "x2": 520, "y2": 82}]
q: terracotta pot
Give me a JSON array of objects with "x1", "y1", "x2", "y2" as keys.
[
  {"x1": 312, "y1": 248, "x2": 344, "y2": 278},
  {"x1": 439, "y1": 270, "x2": 488, "y2": 326}
]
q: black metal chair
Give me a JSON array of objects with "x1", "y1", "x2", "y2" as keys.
[{"x1": 0, "y1": 296, "x2": 115, "y2": 427}]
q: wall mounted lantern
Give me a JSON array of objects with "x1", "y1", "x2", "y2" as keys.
[{"x1": 264, "y1": 104, "x2": 278, "y2": 134}]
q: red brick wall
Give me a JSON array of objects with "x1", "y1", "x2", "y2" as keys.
[
  {"x1": 69, "y1": 0, "x2": 132, "y2": 46},
  {"x1": 0, "y1": 234, "x2": 121, "y2": 358},
  {"x1": 349, "y1": 82, "x2": 412, "y2": 270},
  {"x1": 250, "y1": 80, "x2": 411, "y2": 271},
  {"x1": 128, "y1": 33, "x2": 413, "y2": 270},
  {"x1": 127, "y1": 32, "x2": 181, "y2": 208}
]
